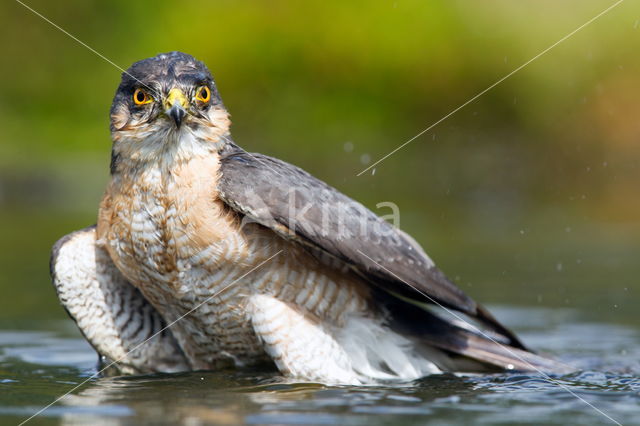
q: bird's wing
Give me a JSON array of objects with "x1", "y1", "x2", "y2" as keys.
[
  {"x1": 217, "y1": 144, "x2": 526, "y2": 350},
  {"x1": 50, "y1": 226, "x2": 190, "y2": 374}
]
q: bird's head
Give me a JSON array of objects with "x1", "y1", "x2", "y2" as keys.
[{"x1": 109, "y1": 52, "x2": 231, "y2": 168}]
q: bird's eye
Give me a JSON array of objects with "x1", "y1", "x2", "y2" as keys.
[
  {"x1": 195, "y1": 86, "x2": 210, "y2": 103},
  {"x1": 133, "y1": 88, "x2": 153, "y2": 105}
]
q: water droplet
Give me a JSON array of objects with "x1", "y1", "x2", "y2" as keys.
[
  {"x1": 343, "y1": 141, "x2": 354, "y2": 152},
  {"x1": 556, "y1": 262, "x2": 563, "y2": 272},
  {"x1": 360, "y1": 154, "x2": 371, "y2": 165}
]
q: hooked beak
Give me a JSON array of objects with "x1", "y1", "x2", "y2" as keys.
[{"x1": 164, "y1": 88, "x2": 188, "y2": 128}]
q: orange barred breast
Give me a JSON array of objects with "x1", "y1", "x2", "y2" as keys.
[{"x1": 96, "y1": 153, "x2": 371, "y2": 370}]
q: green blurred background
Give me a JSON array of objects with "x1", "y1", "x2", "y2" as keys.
[{"x1": 0, "y1": 0, "x2": 637, "y2": 327}]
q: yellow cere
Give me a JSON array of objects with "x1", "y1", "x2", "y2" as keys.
[{"x1": 165, "y1": 88, "x2": 189, "y2": 109}]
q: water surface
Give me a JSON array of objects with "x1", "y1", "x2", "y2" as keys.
[{"x1": 1, "y1": 307, "x2": 637, "y2": 425}]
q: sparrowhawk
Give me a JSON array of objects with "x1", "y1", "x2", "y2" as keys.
[{"x1": 50, "y1": 52, "x2": 565, "y2": 384}]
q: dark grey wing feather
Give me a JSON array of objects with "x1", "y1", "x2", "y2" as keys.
[{"x1": 217, "y1": 144, "x2": 526, "y2": 349}]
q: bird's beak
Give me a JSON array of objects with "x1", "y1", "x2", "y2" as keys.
[{"x1": 164, "y1": 88, "x2": 188, "y2": 128}]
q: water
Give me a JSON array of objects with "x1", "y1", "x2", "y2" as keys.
[
  {"x1": 0, "y1": 211, "x2": 638, "y2": 425},
  {"x1": 1, "y1": 307, "x2": 638, "y2": 426}
]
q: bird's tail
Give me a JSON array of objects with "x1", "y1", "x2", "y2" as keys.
[{"x1": 375, "y1": 289, "x2": 573, "y2": 375}]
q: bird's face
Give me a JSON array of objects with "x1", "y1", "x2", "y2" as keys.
[{"x1": 109, "y1": 52, "x2": 230, "y2": 166}]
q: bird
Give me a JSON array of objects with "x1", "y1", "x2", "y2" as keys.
[{"x1": 50, "y1": 51, "x2": 566, "y2": 384}]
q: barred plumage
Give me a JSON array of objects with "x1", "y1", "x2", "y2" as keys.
[{"x1": 50, "y1": 52, "x2": 570, "y2": 384}]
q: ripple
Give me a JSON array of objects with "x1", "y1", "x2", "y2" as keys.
[{"x1": 0, "y1": 307, "x2": 638, "y2": 425}]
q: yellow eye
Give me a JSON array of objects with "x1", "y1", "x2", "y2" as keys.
[
  {"x1": 133, "y1": 88, "x2": 153, "y2": 105},
  {"x1": 195, "y1": 86, "x2": 210, "y2": 103}
]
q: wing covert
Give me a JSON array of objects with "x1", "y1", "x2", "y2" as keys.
[{"x1": 217, "y1": 144, "x2": 525, "y2": 348}]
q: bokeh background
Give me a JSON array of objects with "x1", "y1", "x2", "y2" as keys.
[{"x1": 0, "y1": 0, "x2": 638, "y2": 328}]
